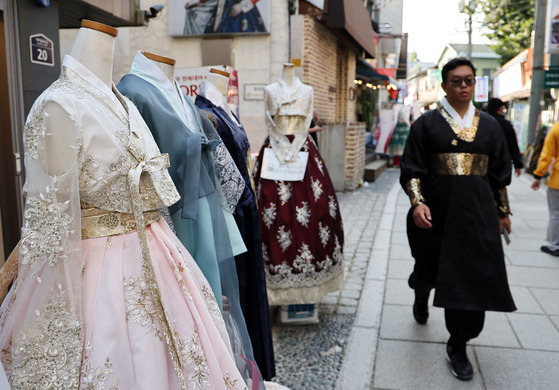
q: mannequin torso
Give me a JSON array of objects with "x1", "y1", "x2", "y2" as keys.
[{"x1": 200, "y1": 68, "x2": 238, "y2": 124}]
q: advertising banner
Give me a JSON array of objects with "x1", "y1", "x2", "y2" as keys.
[
  {"x1": 168, "y1": 0, "x2": 270, "y2": 36},
  {"x1": 174, "y1": 66, "x2": 240, "y2": 118}
]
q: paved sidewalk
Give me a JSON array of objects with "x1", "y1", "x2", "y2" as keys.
[{"x1": 339, "y1": 169, "x2": 559, "y2": 390}]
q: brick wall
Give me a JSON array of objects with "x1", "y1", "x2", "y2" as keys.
[
  {"x1": 344, "y1": 122, "x2": 366, "y2": 190},
  {"x1": 300, "y1": 15, "x2": 337, "y2": 122}
]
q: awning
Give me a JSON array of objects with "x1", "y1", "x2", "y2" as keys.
[
  {"x1": 356, "y1": 59, "x2": 399, "y2": 84},
  {"x1": 58, "y1": 0, "x2": 139, "y2": 28},
  {"x1": 326, "y1": 0, "x2": 377, "y2": 58}
]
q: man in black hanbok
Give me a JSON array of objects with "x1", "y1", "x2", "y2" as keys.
[{"x1": 400, "y1": 58, "x2": 516, "y2": 381}]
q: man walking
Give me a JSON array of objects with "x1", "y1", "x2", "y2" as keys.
[
  {"x1": 488, "y1": 98, "x2": 523, "y2": 177},
  {"x1": 400, "y1": 58, "x2": 516, "y2": 381},
  {"x1": 531, "y1": 122, "x2": 559, "y2": 256}
]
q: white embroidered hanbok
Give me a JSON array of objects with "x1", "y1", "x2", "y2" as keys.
[{"x1": 0, "y1": 55, "x2": 247, "y2": 390}]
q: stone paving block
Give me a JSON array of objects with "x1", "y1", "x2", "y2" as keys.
[
  {"x1": 373, "y1": 340, "x2": 484, "y2": 390},
  {"x1": 337, "y1": 327, "x2": 377, "y2": 390},
  {"x1": 339, "y1": 297, "x2": 359, "y2": 307},
  {"x1": 507, "y1": 313, "x2": 559, "y2": 351},
  {"x1": 378, "y1": 213, "x2": 394, "y2": 230},
  {"x1": 336, "y1": 305, "x2": 356, "y2": 315},
  {"x1": 471, "y1": 312, "x2": 520, "y2": 348},
  {"x1": 392, "y1": 221, "x2": 406, "y2": 232},
  {"x1": 524, "y1": 218, "x2": 548, "y2": 229},
  {"x1": 366, "y1": 249, "x2": 388, "y2": 280},
  {"x1": 475, "y1": 346, "x2": 559, "y2": 390},
  {"x1": 512, "y1": 225, "x2": 546, "y2": 239},
  {"x1": 373, "y1": 229, "x2": 391, "y2": 251},
  {"x1": 355, "y1": 280, "x2": 384, "y2": 328},
  {"x1": 504, "y1": 236, "x2": 545, "y2": 252},
  {"x1": 550, "y1": 315, "x2": 559, "y2": 329},
  {"x1": 391, "y1": 231, "x2": 408, "y2": 245},
  {"x1": 509, "y1": 286, "x2": 544, "y2": 314},
  {"x1": 384, "y1": 278, "x2": 413, "y2": 305},
  {"x1": 389, "y1": 243, "x2": 413, "y2": 260},
  {"x1": 379, "y1": 304, "x2": 447, "y2": 344},
  {"x1": 531, "y1": 287, "x2": 559, "y2": 315},
  {"x1": 387, "y1": 259, "x2": 413, "y2": 280},
  {"x1": 341, "y1": 289, "x2": 361, "y2": 299},
  {"x1": 321, "y1": 295, "x2": 339, "y2": 305},
  {"x1": 506, "y1": 265, "x2": 559, "y2": 289},
  {"x1": 505, "y1": 249, "x2": 559, "y2": 268}
]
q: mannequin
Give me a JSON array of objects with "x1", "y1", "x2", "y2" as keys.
[
  {"x1": 45, "y1": 19, "x2": 118, "y2": 176},
  {"x1": 143, "y1": 51, "x2": 176, "y2": 83},
  {"x1": 199, "y1": 68, "x2": 240, "y2": 124},
  {"x1": 196, "y1": 68, "x2": 277, "y2": 380},
  {"x1": 252, "y1": 64, "x2": 344, "y2": 309}
]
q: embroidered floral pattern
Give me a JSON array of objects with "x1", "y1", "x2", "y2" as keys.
[
  {"x1": 175, "y1": 329, "x2": 211, "y2": 389},
  {"x1": 277, "y1": 182, "x2": 292, "y2": 205},
  {"x1": 212, "y1": 143, "x2": 245, "y2": 213},
  {"x1": 296, "y1": 201, "x2": 311, "y2": 227},
  {"x1": 20, "y1": 185, "x2": 74, "y2": 267},
  {"x1": 80, "y1": 344, "x2": 119, "y2": 390},
  {"x1": 328, "y1": 196, "x2": 337, "y2": 219},
  {"x1": 262, "y1": 203, "x2": 277, "y2": 229},
  {"x1": 277, "y1": 226, "x2": 292, "y2": 252},
  {"x1": 318, "y1": 222, "x2": 330, "y2": 247},
  {"x1": 224, "y1": 373, "x2": 246, "y2": 390},
  {"x1": 8, "y1": 293, "x2": 83, "y2": 390},
  {"x1": 123, "y1": 274, "x2": 163, "y2": 340},
  {"x1": 311, "y1": 178, "x2": 323, "y2": 201},
  {"x1": 292, "y1": 243, "x2": 315, "y2": 274},
  {"x1": 315, "y1": 156, "x2": 324, "y2": 175}
]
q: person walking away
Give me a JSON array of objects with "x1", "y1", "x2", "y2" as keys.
[
  {"x1": 531, "y1": 121, "x2": 559, "y2": 256},
  {"x1": 400, "y1": 57, "x2": 516, "y2": 381},
  {"x1": 488, "y1": 98, "x2": 523, "y2": 176}
]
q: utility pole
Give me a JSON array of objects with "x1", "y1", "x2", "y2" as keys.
[
  {"x1": 459, "y1": 0, "x2": 476, "y2": 61},
  {"x1": 468, "y1": 12, "x2": 473, "y2": 60},
  {"x1": 527, "y1": 0, "x2": 548, "y2": 147}
]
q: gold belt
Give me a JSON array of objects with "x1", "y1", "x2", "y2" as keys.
[
  {"x1": 431, "y1": 153, "x2": 488, "y2": 176},
  {"x1": 81, "y1": 208, "x2": 161, "y2": 239}
]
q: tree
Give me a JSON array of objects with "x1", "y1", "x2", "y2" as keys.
[{"x1": 479, "y1": 0, "x2": 534, "y2": 65}]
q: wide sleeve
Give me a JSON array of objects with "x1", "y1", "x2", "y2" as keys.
[
  {"x1": 399, "y1": 114, "x2": 429, "y2": 207},
  {"x1": 0, "y1": 97, "x2": 84, "y2": 388},
  {"x1": 487, "y1": 116, "x2": 513, "y2": 216},
  {"x1": 533, "y1": 123, "x2": 559, "y2": 178}
]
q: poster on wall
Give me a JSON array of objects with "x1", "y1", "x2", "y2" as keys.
[
  {"x1": 175, "y1": 66, "x2": 240, "y2": 118},
  {"x1": 168, "y1": 0, "x2": 271, "y2": 36}
]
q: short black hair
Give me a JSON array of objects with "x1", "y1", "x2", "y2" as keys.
[
  {"x1": 487, "y1": 98, "x2": 505, "y2": 115},
  {"x1": 441, "y1": 57, "x2": 476, "y2": 83}
]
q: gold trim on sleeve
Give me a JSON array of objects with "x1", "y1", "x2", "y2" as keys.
[
  {"x1": 405, "y1": 178, "x2": 425, "y2": 207},
  {"x1": 431, "y1": 153, "x2": 489, "y2": 176},
  {"x1": 495, "y1": 187, "x2": 512, "y2": 217}
]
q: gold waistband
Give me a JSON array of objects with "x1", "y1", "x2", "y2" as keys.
[
  {"x1": 431, "y1": 153, "x2": 488, "y2": 176},
  {"x1": 81, "y1": 208, "x2": 161, "y2": 239}
]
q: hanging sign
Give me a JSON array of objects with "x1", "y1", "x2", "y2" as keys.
[
  {"x1": 544, "y1": 69, "x2": 559, "y2": 89},
  {"x1": 29, "y1": 34, "x2": 54, "y2": 67},
  {"x1": 474, "y1": 76, "x2": 489, "y2": 102}
]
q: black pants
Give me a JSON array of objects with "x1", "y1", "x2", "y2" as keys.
[{"x1": 445, "y1": 309, "x2": 485, "y2": 347}]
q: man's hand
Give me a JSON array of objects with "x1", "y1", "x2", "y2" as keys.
[
  {"x1": 531, "y1": 178, "x2": 542, "y2": 191},
  {"x1": 499, "y1": 215, "x2": 511, "y2": 234},
  {"x1": 412, "y1": 204, "x2": 432, "y2": 229},
  {"x1": 514, "y1": 168, "x2": 522, "y2": 177}
]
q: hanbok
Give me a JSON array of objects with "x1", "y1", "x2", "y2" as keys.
[
  {"x1": 117, "y1": 52, "x2": 262, "y2": 389},
  {"x1": 196, "y1": 90, "x2": 276, "y2": 380},
  {"x1": 0, "y1": 55, "x2": 247, "y2": 390},
  {"x1": 253, "y1": 77, "x2": 344, "y2": 305}
]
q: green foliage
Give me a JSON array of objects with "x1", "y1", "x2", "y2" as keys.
[
  {"x1": 479, "y1": 0, "x2": 534, "y2": 65},
  {"x1": 358, "y1": 87, "x2": 378, "y2": 129}
]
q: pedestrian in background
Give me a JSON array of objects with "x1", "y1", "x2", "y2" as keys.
[
  {"x1": 400, "y1": 57, "x2": 516, "y2": 381},
  {"x1": 531, "y1": 121, "x2": 559, "y2": 257},
  {"x1": 488, "y1": 98, "x2": 523, "y2": 177}
]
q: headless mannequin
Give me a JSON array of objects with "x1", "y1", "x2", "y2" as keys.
[
  {"x1": 279, "y1": 62, "x2": 296, "y2": 86},
  {"x1": 45, "y1": 20, "x2": 118, "y2": 175},
  {"x1": 143, "y1": 51, "x2": 176, "y2": 85},
  {"x1": 200, "y1": 68, "x2": 239, "y2": 124}
]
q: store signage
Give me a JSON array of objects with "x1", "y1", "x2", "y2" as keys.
[
  {"x1": 474, "y1": 76, "x2": 489, "y2": 102},
  {"x1": 244, "y1": 84, "x2": 265, "y2": 100},
  {"x1": 544, "y1": 69, "x2": 559, "y2": 88},
  {"x1": 29, "y1": 34, "x2": 54, "y2": 66}
]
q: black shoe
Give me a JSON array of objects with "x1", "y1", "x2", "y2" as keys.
[
  {"x1": 446, "y1": 343, "x2": 473, "y2": 381},
  {"x1": 412, "y1": 288, "x2": 430, "y2": 324},
  {"x1": 541, "y1": 246, "x2": 559, "y2": 257}
]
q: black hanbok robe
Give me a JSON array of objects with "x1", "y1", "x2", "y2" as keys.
[
  {"x1": 400, "y1": 108, "x2": 516, "y2": 312},
  {"x1": 195, "y1": 94, "x2": 276, "y2": 380}
]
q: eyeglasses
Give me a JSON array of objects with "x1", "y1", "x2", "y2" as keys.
[{"x1": 447, "y1": 77, "x2": 475, "y2": 87}]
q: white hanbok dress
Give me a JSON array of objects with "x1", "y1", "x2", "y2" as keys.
[{"x1": 0, "y1": 55, "x2": 247, "y2": 390}]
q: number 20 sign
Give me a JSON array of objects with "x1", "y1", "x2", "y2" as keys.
[{"x1": 29, "y1": 33, "x2": 54, "y2": 67}]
